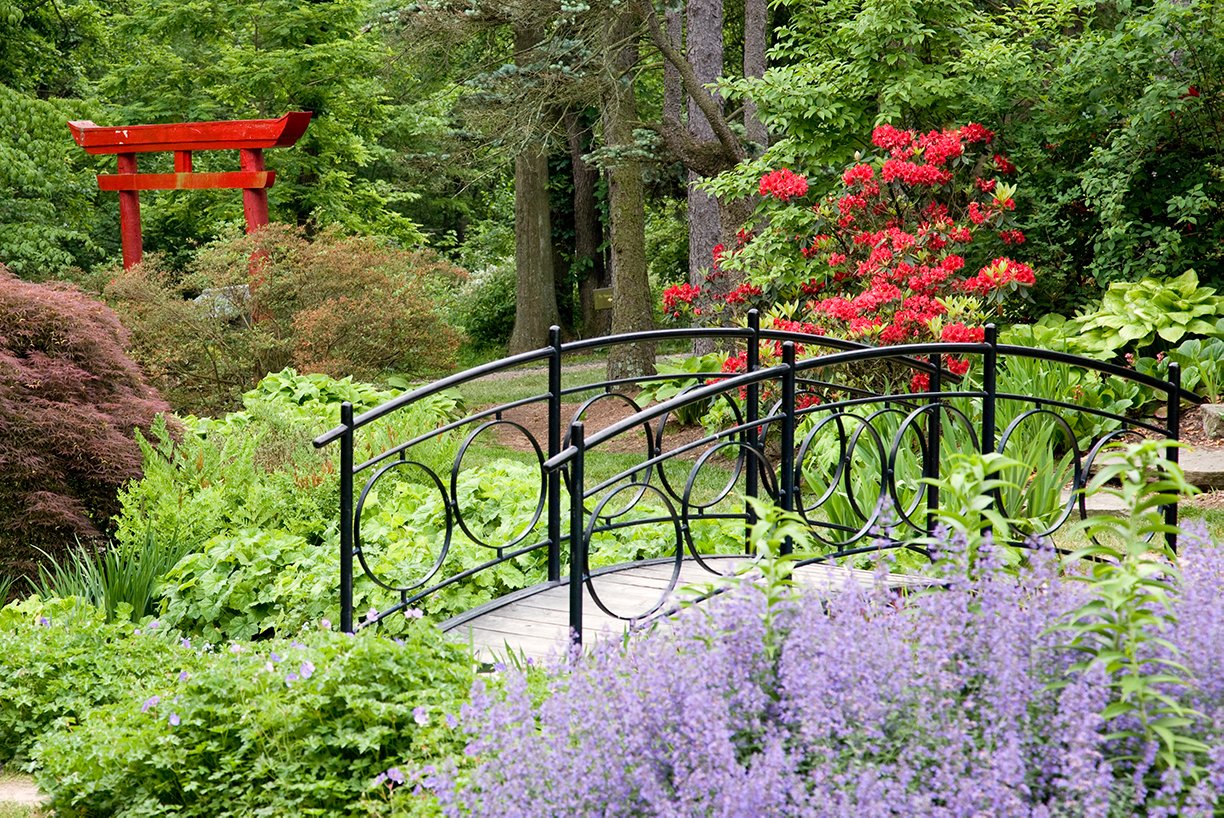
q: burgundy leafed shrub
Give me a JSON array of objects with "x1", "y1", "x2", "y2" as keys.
[{"x1": 0, "y1": 266, "x2": 169, "y2": 578}]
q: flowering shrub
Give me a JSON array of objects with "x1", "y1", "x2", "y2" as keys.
[
  {"x1": 436, "y1": 526, "x2": 1224, "y2": 815},
  {"x1": 663, "y1": 124, "x2": 1036, "y2": 391}
]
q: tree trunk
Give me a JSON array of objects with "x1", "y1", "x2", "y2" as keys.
[
  {"x1": 603, "y1": 13, "x2": 655, "y2": 380},
  {"x1": 568, "y1": 111, "x2": 610, "y2": 338},
  {"x1": 686, "y1": 0, "x2": 724, "y2": 291},
  {"x1": 663, "y1": 8, "x2": 683, "y2": 128},
  {"x1": 507, "y1": 26, "x2": 561, "y2": 354},
  {"x1": 743, "y1": 0, "x2": 768, "y2": 149}
]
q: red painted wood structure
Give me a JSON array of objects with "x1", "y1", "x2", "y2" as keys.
[{"x1": 68, "y1": 112, "x2": 312, "y2": 268}]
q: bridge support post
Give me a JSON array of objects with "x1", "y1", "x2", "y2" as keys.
[
  {"x1": 779, "y1": 342, "x2": 796, "y2": 556},
  {"x1": 981, "y1": 325, "x2": 998, "y2": 539},
  {"x1": 925, "y1": 352, "x2": 942, "y2": 532},
  {"x1": 339, "y1": 402, "x2": 355, "y2": 633},
  {"x1": 547, "y1": 327, "x2": 563, "y2": 582},
  {"x1": 568, "y1": 421, "x2": 586, "y2": 646},
  {"x1": 1165, "y1": 362, "x2": 1181, "y2": 553},
  {"x1": 745, "y1": 309, "x2": 761, "y2": 555}
]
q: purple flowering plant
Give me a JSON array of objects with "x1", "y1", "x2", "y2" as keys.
[{"x1": 434, "y1": 443, "x2": 1223, "y2": 816}]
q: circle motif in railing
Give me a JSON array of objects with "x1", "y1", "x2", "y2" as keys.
[
  {"x1": 681, "y1": 441, "x2": 777, "y2": 576},
  {"x1": 994, "y1": 408, "x2": 1083, "y2": 538},
  {"x1": 654, "y1": 384, "x2": 747, "y2": 507},
  {"x1": 793, "y1": 410, "x2": 888, "y2": 548},
  {"x1": 564, "y1": 391, "x2": 655, "y2": 520},
  {"x1": 353, "y1": 458, "x2": 452, "y2": 594},
  {"x1": 583, "y1": 482, "x2": 684, "y2": 622},
  {"x1": 450, "y1": 419, "x2": 547, "y2": 550}
]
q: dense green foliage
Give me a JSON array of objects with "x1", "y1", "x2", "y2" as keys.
[
  {"x1": 0, "y1": 594, "x2": 473, "y2": 817},
  {"x1": 100, "y1": 226, "x2": 463, "y2": 413}
]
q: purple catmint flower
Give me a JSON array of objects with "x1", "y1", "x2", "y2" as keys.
[
  {"x1": 413, "y1": 706, "x2": 428, "y2": 725},
  {"x1": 284, "y1": 672, "x2": 299, "y2": 685},
  {"x1": 180, "y1": 637, "x2": 191, "y2": 649},
  {"x1": 320, "y1": 618, "x2": 332, "y2": 631},
  {"x1": 387, "y1": 767, "x2": 406, "y2": 785},
  {"x1": 404, "y1": 607, "x2": 424, "y2": 619},
  {"x1": 141, "y1": 696, "x2": 160, "y2": 713},
  {"x1": 269, "y1": 652, "x2": 282, "y2": 663},
  {"x1": 168, "y1": 712, "x2": 180, "y2": 727},
  {"x1": 36, "y1": 616, "x2": 50, "y2": 627},
  {"x1": 178, "y1": 671, "x2": 189, "y2": 683},
  {"x1": 433, "y1": 526, "x2": 1224, "y2": 816},
  {"x1": 300, "y1": 660, "x2": 314, "y2": 679}
]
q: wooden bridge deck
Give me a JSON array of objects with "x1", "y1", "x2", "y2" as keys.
[{"x1": 443, "y1": 556, "x2": 934, "y2": 663}]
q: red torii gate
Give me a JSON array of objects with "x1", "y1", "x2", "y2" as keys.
[{"x1": 68, "y1": 112, "x2": 312, "y2": 269}]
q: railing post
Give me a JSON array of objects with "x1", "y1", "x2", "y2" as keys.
[
  {"x1": 982, "y1": 324, "x2": 998, "y2": 454},
  {"x1": 925, "y1": 352, "x2": 942, "y2": 532},
  {"x1": 547, "y1": 326, "x2": 563, "y2": 582},
  {"x1": 745, "y1": 309, "x2": 761, "y2": 554},
  {"x1": 981, "y1": 325, "x2": 998, "y2": 538},
  {"x1": 569, "y1": 421, "x2": 586, "y2": 646},
  {"x1": 1165, "y1": 362, "x2": 1181, "y2": 553},
  {"x1": 339, "y1": 401, "x2": 355, "y2": 634},
  {"x1": 780, "y1": 341, "x2": 797, "y2": 556}
]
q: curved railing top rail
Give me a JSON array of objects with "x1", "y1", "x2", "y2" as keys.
[
  {"x1": 543, "y1": 336, "x2": 1193, "y2": 471},
  {"x1": 312, "y1": 316, "x2": 904, "y2": 449}
]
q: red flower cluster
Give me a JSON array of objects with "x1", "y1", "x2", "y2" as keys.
[
  {"x1": 759, "y1": 168, "x2": 809, "y2": 202},
  {"x1": 663, "y1": 123, "x2": 1036, "y2": 398},
  {"x1": 662, "y1": 283, "x2": 701, "y2": 318},
  {"x1": 958, "y1": 258, "x2": 1036, "y2": 295},
  {"x1": 959, "y1": 122, "x2": 995, "y2": 144},
  {"x1": 724, "y1": 282, "x2": 763, "y2": 305}
]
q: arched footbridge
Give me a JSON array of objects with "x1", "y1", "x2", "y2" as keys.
[{"x1": 314, "y1": 314, "x2": 1192, "y2": 661}]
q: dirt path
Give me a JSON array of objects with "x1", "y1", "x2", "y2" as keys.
[{"x1": 0, "y1": 773, "x2": 42, "y2": 806}]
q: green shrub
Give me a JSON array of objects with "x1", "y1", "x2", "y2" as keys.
[
  {"x1": 453, "y1": 264, "x2": 516, "y2": 351},
  {"x1": 0, "y1": 596, "x2": 202, "y2": 767},
  {"x1": 33, "y1": 614, "x2": 473, "y2": 818},
  {"x1": 103, "y1": 225, "x2": 465, "y2": 414}
]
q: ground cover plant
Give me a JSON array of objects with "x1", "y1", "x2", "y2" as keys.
[
  {"x1": 426, "y1": 446, "x2": 1224, "y2": 816},
  {"x1": 0, "y1": 594, "x2": 474, "y2": 818}
]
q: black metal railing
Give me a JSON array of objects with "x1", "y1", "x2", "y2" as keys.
[{"x1": 314, "y1": 312, "x2": 1191, "y2": 641}]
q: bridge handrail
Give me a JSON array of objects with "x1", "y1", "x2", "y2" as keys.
[{"x1": 314, "y1": 314, "x2": 1192, "y2": 638}]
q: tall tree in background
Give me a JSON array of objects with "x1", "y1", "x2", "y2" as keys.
[
  {"x1": 602, "y1": 10, "x2": 656, "y2": 378},
  {"x1": 507, "y1": 24, "x2": 562, "y2": 354},
  {"x1": 685, "y1": 0, "x2": 725, "y2": 292}
]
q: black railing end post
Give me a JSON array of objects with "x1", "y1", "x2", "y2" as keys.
[
  {"x1": 568, "y1": 421, "x2": 586, "y2": 646},
  {"x1": 925, "y1": 352, "x2": 942, "y2": 531},
  {"x1": 547, "y1": 327, "x2": 563, "y2": 582},
  {"x1": 339, "y1": 401, "x2": 355, "y2": 634},
  {"x1": 1165, "y1": 361, "x2": 1181, "y2": 553},
  {"x1": 780, "y1": 342, "x2": 797, "y2": 556},
  {"x1": 982, "y1": 324, "x2": 998, "y2": 455}
]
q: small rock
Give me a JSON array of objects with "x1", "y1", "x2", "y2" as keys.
[{"x1": 1203, "y1": 403, "x2": 1224, "y2": 440}]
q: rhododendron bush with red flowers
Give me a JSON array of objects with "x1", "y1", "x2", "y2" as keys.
[{"x1": 663, "y1": 124, "x2": 1035, "y2": 389}]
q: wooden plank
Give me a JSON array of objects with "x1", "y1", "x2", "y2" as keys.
[
  {"x1": 447, "y1": 557, "x2": 936, "y2": 662},
  {"x1": 97, "y1": 171, "x2": 275, "y2": 191}
]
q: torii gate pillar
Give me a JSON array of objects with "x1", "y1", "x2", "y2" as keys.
[{"x1": 68, "y1": 112, "x2": 312, "y2": 270}]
